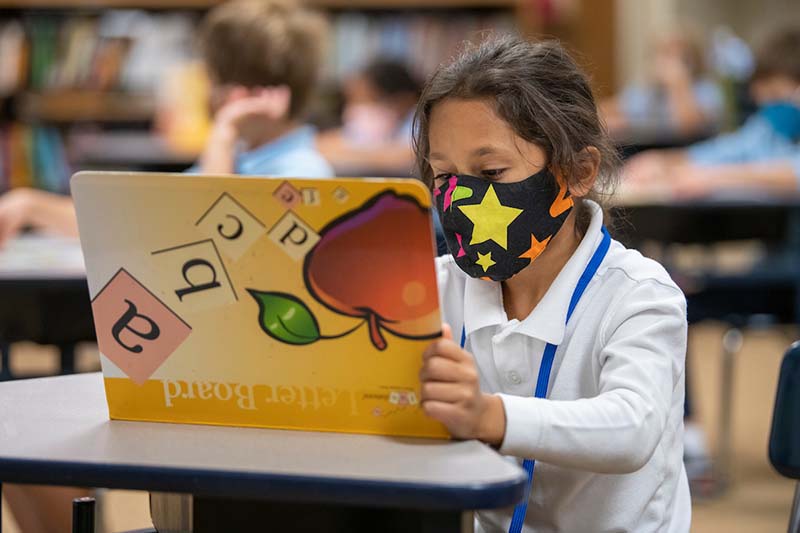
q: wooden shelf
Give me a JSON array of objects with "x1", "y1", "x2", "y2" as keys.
[
  {"x1": 310, "y1": 0, "x2": 519, "y2": 8},
  {"x1": 68, "y1": 130, "x2": 197, "y2": 168},
  {"x1": 0, "y1": 0, "x2": 220, "y2": 8},
  {"x1": 0, "y1": 0, "x2": 518, "y2": 9},
  {"x1": 17, "y1": 91, "x2": 156, "y2": 123}
]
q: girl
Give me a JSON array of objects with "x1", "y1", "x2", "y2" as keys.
[{"x1": 416, "y1": 37, "x2": 690, "y2": 532}]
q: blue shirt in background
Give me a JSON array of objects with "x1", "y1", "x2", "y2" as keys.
[
  {"x1": 619, "y1": 79, "x2": 725, "y2": 132},
  {"x1": 188, "y1": 125, "x2": 334, "y2": 178},
  {"x1": 687, "y1": 114, "x2": 800, "y2": 182}
]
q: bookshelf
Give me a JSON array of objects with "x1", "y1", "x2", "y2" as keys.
[
  {"x1": 18, "y1": 91, "x2": 155, "y2": 122},
  {"x1": 0, "y1": 0, "x2": 519, "y2": 8},
  {"x1": 0, "y1": 0, "x2": 616, "y2": 188}
]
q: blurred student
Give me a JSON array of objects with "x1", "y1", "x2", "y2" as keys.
[
  {"x1": 2, "y1": 1, "x2": 330, "y2": 531},
  {"x1": 317, "y1": 59, "x2": 420, "y2": 174},
  {"x1": 624, "y1": 26, "x2": 800, "y2": 198},
  {"x1": 194, "y1": 0, "x2": 331, "y2": 177},
  {"x1": 0, "y1": 188, "x2": 78, "y2": 244},
  {"x1": 0, "y1": 0, "x2": 332, "y2": 251},
  {"x1": 601, "y1": 28, "x2": 725, "y2": 138}
]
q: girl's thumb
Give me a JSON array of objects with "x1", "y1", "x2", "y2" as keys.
[{"x1": 441, "y1": 323, "x2": 453, "y2": 340}]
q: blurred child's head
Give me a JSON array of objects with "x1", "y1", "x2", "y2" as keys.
[
  {"x1": 343, "y1": 59, "x2": 421, "y2": 143},
  {"x1": 199, "y1": 0, "x2": 328, "y2": 120},
  {"x1": 650, "y1": 27, "x2": 708, "y2": 82},
  {"x1": 750, "y1": 26, "x2": 800, "y2": 105},
  {"x1": 413, "y1": 36, "x2": 618, "y2": 238},
  {"x1": 347, "y1": 60, "x2": 421, "y2": 110}
]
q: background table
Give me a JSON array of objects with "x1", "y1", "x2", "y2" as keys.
[
  {"x1": 613, "y1": 192, "x2": 800, "y2": 325},
  {"x1": 0, "y1": 235, "x2": 95, "y2": 380},
  {"x1": 0, "y1": 373, "x2": 526, "y2": 532}
]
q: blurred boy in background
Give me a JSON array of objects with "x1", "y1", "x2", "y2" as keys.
[
  {"x1": 317, "y1": 59, "x2": 420, "y2": 175},
  {"x1": 0, "y1": 0, "x2": 332, "y2": 249},
  {"x1": 195, "y1": 0, "x2": 331, "y2": 177},
  {"x1": 625, "y1": 26, "x2": 800, "y2": 198},
  {"x1": 602, "y1": 27, "x2": 725, "y2": 139}
]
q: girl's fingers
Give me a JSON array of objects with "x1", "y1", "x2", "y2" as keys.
[
  {"x1": 422, "y1": 400, "x2": 462, "y2": 429},
  {"x1": 422, "y1": 338, "x2": 469, "y2": 362},
  {"x1": 420, "y1": 381, "x2": 470, "y2": 403},
  {"x1": 420, "y1": 356, "x2": 477, "y2": 384}
]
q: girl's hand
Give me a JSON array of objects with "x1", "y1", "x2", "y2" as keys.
[{"x1": 420, "y1": 324, "x2": 506, "y2": 445}]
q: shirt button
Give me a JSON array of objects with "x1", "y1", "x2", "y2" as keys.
[{"x1": 507, "y1": 370, "x2": 522, "y2": 385}]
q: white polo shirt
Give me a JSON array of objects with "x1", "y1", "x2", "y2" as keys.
[{"x1": 436, "y1": 200, "x2": 691, "y2": 533}]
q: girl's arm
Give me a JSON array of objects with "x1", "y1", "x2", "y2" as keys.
[
  {"x1": 0, "y1": 188, "x2": 78, "y2": 247},
  {"x1": 498, "y1": 280, "x2": 687, "y2": 474},
  {"x1": 672, "y1": 161, "x2": 800, "y2": 197}
]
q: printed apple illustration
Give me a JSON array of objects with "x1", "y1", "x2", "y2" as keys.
[{"x1": 249, "y1": 190, "x2": 441, "y2": 350}]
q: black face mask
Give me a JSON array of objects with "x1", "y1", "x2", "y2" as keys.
[{"x1": 434, "y1": 168, "x2": 573, "y2": 281}]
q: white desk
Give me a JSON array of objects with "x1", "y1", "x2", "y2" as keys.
[{"x1": 0, "y1": 373, "x2": 526, "y2": 532}]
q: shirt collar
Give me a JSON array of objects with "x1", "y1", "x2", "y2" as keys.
[
  {"x1": 462, "y1": 200, "x2": 605, "y2": 345},
  {"x1": 238, "y1": 125, "x2": 317, "y2": 174}
]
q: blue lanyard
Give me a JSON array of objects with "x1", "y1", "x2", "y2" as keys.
[{"x1": 460, "y1": 226, "x2": 611, "y2": 533}]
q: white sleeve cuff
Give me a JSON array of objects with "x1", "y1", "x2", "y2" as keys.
[{"x1": 497, "y1": 393, "x2": 547, "y2": 458}]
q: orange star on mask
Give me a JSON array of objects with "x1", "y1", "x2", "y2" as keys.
[{"x1": 519, "y1": 234, "x2": 551, "y2": 262}]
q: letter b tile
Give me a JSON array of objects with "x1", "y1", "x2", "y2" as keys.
[
  {"x1": 151, "y1": 239, "x2": 238, "y2": 312},
  {"x1": 92, "y1": 269, "x2": 192, "y2": 385}
]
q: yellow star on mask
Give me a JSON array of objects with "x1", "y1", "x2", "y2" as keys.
[
  {"x1": 475, "y1": 251, "x2": 496, "y2": 272},
  {"x1": 458, "y1": 185, "x2": 522, "y2": 250}
]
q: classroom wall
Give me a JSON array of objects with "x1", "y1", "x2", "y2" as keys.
[
  {"x1": 677, "y1": 0, "x2": 800, "y2": 42},
  {"x1": 615, "y1": 0, "x2": 678, "y2": 87},
  {"x1": 614, "y1": 0, "x2": 800, "y2": 88}
]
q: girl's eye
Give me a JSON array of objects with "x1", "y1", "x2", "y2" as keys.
[{"x1": 481, "y1": 169, "x2": 507, "y2": 180}]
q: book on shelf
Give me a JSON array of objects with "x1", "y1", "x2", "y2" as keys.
[
  {"x1": 325, "y1": 11, "x2": 516, "y2": 83},
  {"x1": 0, "y1": 123, "x2": 70, "y2": 194},
  {"x1": 0, "y1": 5, "x2": 519, "y2": 181},
  {"x1": 7, "y1": 11, "x2": 196, "y2": 93},
  {"x1": 3, "y1": 8, "x2": 516, "y2": 93}
]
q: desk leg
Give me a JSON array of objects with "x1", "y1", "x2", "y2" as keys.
[
  {"x1": 59, "y1": 343, "x2": 76, "y2": 375},
  {"x1": 150, "y1": 492, "x2": 473, "y2": 532},
  {"x1": 0, "y1": 343, "x2": 11, "y2": 381},
  {"x1": 718, "y1": 327, "x2": 743, "y2": 491}
]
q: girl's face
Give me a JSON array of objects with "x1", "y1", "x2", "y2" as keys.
[{"x1": 428, "y1": 98, "x2": 548, "y2": 189}]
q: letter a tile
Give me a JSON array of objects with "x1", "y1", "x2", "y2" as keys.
[
  {"x1": 92, "y1": 269, "x2": 192, "y2": 385},
  {"x1": 273, "y1": 181, "x2": 301, "y2": 209}
]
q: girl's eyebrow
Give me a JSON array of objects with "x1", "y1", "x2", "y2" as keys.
[
  {"x1": 472, "y1": 146, "x2": 506, "y2": 157},
  {"x1": 430, "y1": 146, "x2": 508, "y2": 161}
]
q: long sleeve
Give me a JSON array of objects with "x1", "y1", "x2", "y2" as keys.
[{"x1": 497, "y1": 279, "x2": 687, "y2": 474}]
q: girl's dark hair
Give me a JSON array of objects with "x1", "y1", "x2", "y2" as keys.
[
  {"x1": 362, "y1": 59, "x2": 421, "y2": 98},
  {"x1": 412, "y1": 35, "x2": 619, "y2": 235}
]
